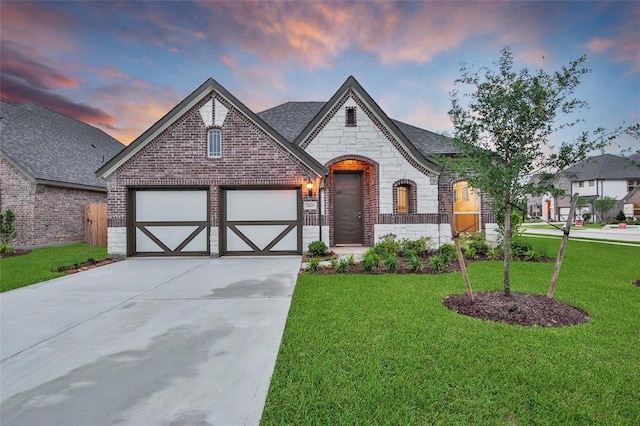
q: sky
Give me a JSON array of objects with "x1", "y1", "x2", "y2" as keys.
[{"x1": 1, "y1": 0, "x2": 639, "y2": 154}]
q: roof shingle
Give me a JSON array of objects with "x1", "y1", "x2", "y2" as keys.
[{"x1": 1, "y1": 101, "x2": 124, "y2": 189}]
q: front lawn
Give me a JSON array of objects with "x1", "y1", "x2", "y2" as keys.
[
  {"x1": 262, "y1": 238, "x2": 640, "y2": 424},
  {"x1": 0, "y1": 243, "x2": 107, "y2": 292}
]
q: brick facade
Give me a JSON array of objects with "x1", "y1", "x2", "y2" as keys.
[
  {"x1": 106, "y1": 91, "x2": 318, "y2": 256},
  {"x1": 0, "y1": 157, "x2": 105, "y2": 247}
]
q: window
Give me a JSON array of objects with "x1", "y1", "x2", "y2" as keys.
[
  {"x1": 346, "y1": 107, "x2": 356, "y2": 127},
  {"x1": 628, "y1": 179, "x2": 640, "y2": 193},
  {"x1": 208, "y1": 128, "x2": 221, "y2": 157},
  {"x1": 588, "y1": 180, "x2": 594, "y2": 187},
  {"x1": 396, "y1": 185, "x2": 409, "y2": 213},
  {"x1": 578, "y1": 181, "x2": 584, "y2": 188}
]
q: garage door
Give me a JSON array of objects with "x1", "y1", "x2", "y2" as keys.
[
  {"x1": 221, "y1": 187, "x2": 301, "y2": 255},
  {"x1": 130, "y1": 188, "x2": 209, "y2": 256}
]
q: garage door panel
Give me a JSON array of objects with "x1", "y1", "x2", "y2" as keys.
[
  {"x1": 226, "y1": 190, "x2": 297, "y2": 221},
  {"x1": 222, "y1": 187, "x2": 301, "y2": 255},
  {"x1": 270, "y1": 226, "x2": 298, "y2": 251},
  {"x1": 136, "y1": 191, "x2": 207, "y2": 222},
  {"x1": 131, "y1": 189, "x2": 209, "y2": 256}
]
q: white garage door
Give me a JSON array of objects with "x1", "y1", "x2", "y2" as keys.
[
  {"x1": 221, "y1": 187, "x2": 301, "y2": 255},
  {"x1": 131, "y1": 189, "x2": 209, "y2": 256}
]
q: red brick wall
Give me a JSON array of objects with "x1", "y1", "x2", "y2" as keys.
[
  {"x1": 0, "y1": 157, "x2": 106, "y2": 247},
  {"x1": 107, "y1": 92, "x2": 318, "y2": 230},
  {"x1": 33, "y1": 185, "x2": 105, "y2": 246},
  {"x1": 0, "y1": 158, "x2": 35, "y2": 246}
]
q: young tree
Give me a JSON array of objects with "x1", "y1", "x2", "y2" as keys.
[
  {"x1": 594, "y1": 196, "x2": 617, "y2": 223},
  {"x1": 445, "y1": 47, "x2": 638, "y2": 297}
]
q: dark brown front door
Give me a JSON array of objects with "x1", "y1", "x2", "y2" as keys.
[{"x1": 334, "y1": 172, "x2": 363, "y2": 245}]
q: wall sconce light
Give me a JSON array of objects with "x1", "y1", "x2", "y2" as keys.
[{"x1": 306, "y1": 178, "x2": 313, "y2": 197}]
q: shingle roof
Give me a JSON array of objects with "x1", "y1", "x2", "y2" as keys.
[
  {"x1": 257, "y1": 102, "x2": 324, "y2": 143},
  {"x1": 257, "y1": 100, "x2": 456, "y2": 157},
  {"x1": 1, "y1": 101, "x2": 124, "y2": 189},
  {"x1": 562, "y1": 154, "x2": 640, "y2": 181}
]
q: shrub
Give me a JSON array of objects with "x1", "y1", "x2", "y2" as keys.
[
  {"x1": 0, "y1": 209, "x2": 17, "y2": 249},
  {"x1": 408, "y1": 254, "x2": 422, "y2": 273},
  {"x1": 329, "y1": 258, "x2": 339, "y2": 269},
  {"x1": 384, "y1": 253, "x2": 398, "y2": 273},
  {"x1": 510, "y1": 239, "x2": 533, "y2": 258},
  {"x1": 400, "y1": 237, "x2": 431, "y2": 256},
  {"x1": 306, "y1": 257, "x2": 320, "y2": 272},
  {"x1": 438, "y1": 243, "x2": 457, "y2": 262},
  {"x1": 429, "y1": 254, "x2": 450, "y2": 272},
  {"x1": 0, "y1": 243, "x2": 14, "y2": 254},
  {"x1": 362, "y1": 252, "x2": 380, "y2": 273},
  {"x1": 308, "y1": 240, "x2": 328, "y2": 257},
  {"x1": 582, "y1": 212, "x2": 592, "y2": 222},
  {"x1": 616, "y1": 211, "x2": 626, "y2": 222},
  {"x1": 336, "y1": 257, "x2": 350, "y2": 273},
  {"x1": 372, "y1": 233, "x2": 401, "y2": 256},
  {"x1": 487, "y1": 246, "x2": 504, "y2": 260},
  {"x1": 463, "y1": 245, "x2": 478, "y2": 259},
  {"x1": 524, "y1": 249, "x2": 541, "y2": 262},
  {"x1": 346, "y1": 254, "x2": 356, "y2": 265},
  {"x1": 468, "y1": 232, "x2": 488, "y2": 255}
]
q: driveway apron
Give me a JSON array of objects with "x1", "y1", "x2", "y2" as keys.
[{"x1": 0, "y1": 256, "x2": 301, "y2": 426}]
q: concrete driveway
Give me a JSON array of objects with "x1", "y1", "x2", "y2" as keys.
[{"x1": 0, "y1": 256, "x2": 301, "y2": 426}]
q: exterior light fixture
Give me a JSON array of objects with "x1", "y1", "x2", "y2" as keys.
[{"x1": 306, "y1": 178, "x2": 313, "y2": 197}]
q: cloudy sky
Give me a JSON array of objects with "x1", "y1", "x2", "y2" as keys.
[{"x1": 1, "y1": 1, "x2": 638, "y2": 152}]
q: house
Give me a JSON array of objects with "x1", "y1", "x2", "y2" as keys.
[
  {"x1": 0, "y1": 101, "x2": 124, "y2": 247},
  {"x1": 527, "y1": 154, "x2": 640, "y2": 222},
  {"x1": 97, "y1": 76, "x2": 495, "y2": 257}
]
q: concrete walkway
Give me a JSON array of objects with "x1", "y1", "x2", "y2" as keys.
[{"x1": 0, "y1": 256, "x2": 301, "y2": 426}]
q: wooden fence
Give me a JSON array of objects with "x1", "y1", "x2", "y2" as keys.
[{"x1": 85, "y1": 202, "x2": 107, "y2": 246}]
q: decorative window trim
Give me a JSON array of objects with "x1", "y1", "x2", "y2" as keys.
[
  {"x1": 207, "y1": 127, "x2": 222, "y2": 158},
  {"x1": 345, "y1": 107, "x2": 356, "y2": 127},
  {"x1": 392, "y1": 180, "x2": 417, "y2": 214}
]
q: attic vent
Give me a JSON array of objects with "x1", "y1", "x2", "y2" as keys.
[{"x1": 346, "y1": 107, "x2": 356, "y2": 127}]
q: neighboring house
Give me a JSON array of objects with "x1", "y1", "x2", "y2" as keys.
[
  {"x1": 97, "y1": 76, "x2": 495, "y2": 257},
  {"x1": 526, "y1": 154, "x2": 640, "y2": 222},
  {"x1": 0, "y1": 101, "x2": 124, "y2": 247}
]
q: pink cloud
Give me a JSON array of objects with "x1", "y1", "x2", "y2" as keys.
[{"x1": 0, "y1": 2, "x2": 77, "y2": 51}]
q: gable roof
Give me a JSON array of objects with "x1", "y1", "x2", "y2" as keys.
[
  {"x1": 257, "y1": 101, "x2": 457, "y2": 158},
  {"x1": 561, "y1": 154, "x2": 640, "y2": 181},
  {"x1": 0, "y1": 100, "x2": 124, "y2": 190},
  {"x1": 97, "y1": 78, "x2": 326, "y2": 179},
  {"x1": 289, "y1": 76, "x2": 444, "y2": 174}
]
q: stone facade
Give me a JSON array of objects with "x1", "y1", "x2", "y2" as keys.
[
  {"x1": 106, "y1": 91, "x2": 318, "y2": 256},
  {"x1": 302, "y1": 92, "x2": 443, "y2": 246},
  {"x1": 0, "y1": 157, "x2": 106, "y2": 247}
]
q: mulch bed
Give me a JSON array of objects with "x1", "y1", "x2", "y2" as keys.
[
  {"x1": 54, "y1": 258, "x2": 122, "y2": 273},
  {"x1": 443, "y1": 291, "x2": 590, "y2": 327},
  {"x1": 0, "y1": 249, "x2": 31, "y2": 258}
]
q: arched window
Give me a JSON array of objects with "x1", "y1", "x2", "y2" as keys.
[
  {"x1": 393, "y1": 180, "x2": 416, "y2": 214},
  {"x1": 207, "y1": 128, "x2": 221, "y2": 158}
]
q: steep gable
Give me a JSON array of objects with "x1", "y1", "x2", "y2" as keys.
[
  {"x1": 292, "y1": 76, "x2": 441, "y2": 175},
  {"x1": 98, "y1": 78, "x2": 325, "y2": 179}
]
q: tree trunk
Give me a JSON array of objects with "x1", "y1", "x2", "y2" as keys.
[
  {"x1": 443, "y1": 194, "x2": 474, "y2": 302},
  {"x1": 503, "y1": 202, "x2": 512, "y2": 297},
  {"x1": 547, "y1": 193, "x2": 579, "y2": 299}
]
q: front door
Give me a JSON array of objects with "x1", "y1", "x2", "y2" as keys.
[{"x1": 334, "y1": 172, "x2": 363, "y2": 245}]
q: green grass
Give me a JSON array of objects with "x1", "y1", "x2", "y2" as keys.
[
  {"x1": 262, "y1": 238, "x2": 640, "y2": 425},
  {"x1": 0, "y1": 243, "x2": 107, "y2": 292},
  {"x1": 523, "y1": 222, "x2": 621, "y2": 230}
]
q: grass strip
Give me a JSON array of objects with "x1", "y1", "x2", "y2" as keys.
[
  {"x1": 0, "y1": 243, "x2": 107, "y2": 292},
  {"x1": 262, "y1": 238, "x2": 640, "y2": 425}
]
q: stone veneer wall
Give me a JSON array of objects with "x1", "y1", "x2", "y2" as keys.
[
  {"x1": 1, "y1": 157, "x2": 105, "y2": 247},
  {"x1": 106, "y1": 91, "x2": 318, "y2": 257},
  {"x1": 302, "y1": 91, "x2": 440, "y2": 245}
]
